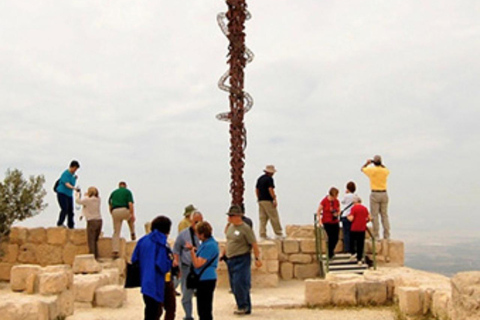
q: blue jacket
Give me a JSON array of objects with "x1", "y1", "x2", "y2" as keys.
[{"x1": 131, "y1": 230, "x2": 172, "y2": 302}]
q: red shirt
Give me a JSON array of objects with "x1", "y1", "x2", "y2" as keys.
[
  {"x1": 349, "y1": 204, "x2": 370, "y2": 231},
  {"x1": 320, "y1": 196, "x2": 340, "y2": 224}
]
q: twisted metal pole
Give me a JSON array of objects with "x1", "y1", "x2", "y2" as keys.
[{"x1": 217, "y1": 0, "x2": 253, "y2": 208}]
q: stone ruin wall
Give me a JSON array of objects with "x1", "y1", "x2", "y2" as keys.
[
  {"x1": 1, "y1": 225, "x2": 404, "y2": 285},
  {"x1": 0, "y1": 226, "x2": 136, "y2": 282}
]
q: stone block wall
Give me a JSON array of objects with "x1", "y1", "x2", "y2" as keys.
[
  {"x1": 0, "y1": 227, "x2": 132, "y2": 281},
  {"x1": 282, "y1": 224, "x2": 405, "y2": 280}
]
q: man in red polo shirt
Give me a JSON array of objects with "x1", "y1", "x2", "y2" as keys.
[{"x1": 347, "y1": 196, "x2": 372, "y2": 264}]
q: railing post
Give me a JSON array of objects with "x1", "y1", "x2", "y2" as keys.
[{"x1": 314, "y1": 213, "x2": 325, "y2": 278}]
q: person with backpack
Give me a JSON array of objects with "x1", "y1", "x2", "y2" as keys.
[
  {"x1": 54, "y1": 160, "x2": 80, "y2": 229},
  {"x1": 173, "y1": 211, "x2": 203, "y2": 320}
]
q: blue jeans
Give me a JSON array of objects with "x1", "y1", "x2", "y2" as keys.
[
  {"x1": 227, "y1": 254, "x2": 251, "y2": 312},
  {"x1": 57, "y1": 192, "x2": 74, "y2": 229},
  {"x1": 341, "y1": 217, "x2": 352, "y2": 253},
  {"x1": 180, "y1": 264, "x2": 194, "y2": 320}
]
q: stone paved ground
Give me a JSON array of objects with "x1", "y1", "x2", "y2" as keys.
[{"x1": 66, "y1": 280, "x2": 396, "y2": 320}]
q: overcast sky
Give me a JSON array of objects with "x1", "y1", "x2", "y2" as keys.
[{"x1": 1, "y1": 1, "x2": 479, "y2": 241}]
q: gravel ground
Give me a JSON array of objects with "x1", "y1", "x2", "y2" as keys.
[{"x1": 67, "y1": 280, "x2": 396, "y2": 320}]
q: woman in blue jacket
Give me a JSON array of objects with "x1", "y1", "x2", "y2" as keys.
[
  {"x1": 132, "y1": 216, "x2": 173, "y2": 320},
  {"x1": 186, "y1": 221, "x2": 219, "y2": 320}
]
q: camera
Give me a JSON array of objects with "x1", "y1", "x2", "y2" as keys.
[{"x1": 171, "y1": 266, "x2": 180, "y2": 277}]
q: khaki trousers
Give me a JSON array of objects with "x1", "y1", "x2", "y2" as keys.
[
  {"x1": 258, "y1": 200, "x2": 283, "y2": 237},
  {"x1": 111, "y1": 208, "x2": 135, "y2": 253},
  {"x1": 369, "y1": 192, "x2": 390, "y2": 239},
  {"x1": 86, "y1": 219, "x2": 102, "y2": 258}
]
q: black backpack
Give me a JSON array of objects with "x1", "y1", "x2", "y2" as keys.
[{"x1": 53, "y1": 179, "x2": 60, "y2": 193}]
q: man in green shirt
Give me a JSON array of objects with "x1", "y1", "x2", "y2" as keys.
[
  {"x1": 222, "y1": 205, "x2": 262, "y2": 315},
  {"x1": 108, "y1": 181, "x2": 136, "y2": 258}
]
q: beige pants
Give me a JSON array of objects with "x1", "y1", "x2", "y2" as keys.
[
  {"x1": 258, "y1": 200, "x2": 283, "y2": 237},
  {"x1": 370, "y1": 192, "x2": 390, "y2": 239},
  {"x1": 111, "y1": 208, "x2": 135, "y2": 253}
]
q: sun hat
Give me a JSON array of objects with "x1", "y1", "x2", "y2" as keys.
[
  {"x1": 183, "y1": 204, "x2": 196, "y2": 217},
  {"x1": 264, "y1": 165, "x2": 277, "y2": 174},
  {"x1": 226, "y1": 205, "x2": 243, "y2": 216}
]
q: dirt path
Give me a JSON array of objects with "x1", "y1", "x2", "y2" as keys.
[{"x1": 67, "y1": 280, "x2": 396, "y2": 320}]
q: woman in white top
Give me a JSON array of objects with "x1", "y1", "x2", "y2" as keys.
[
  {"x1": 75, "y1": 187, "x2": 102, "y2": 259},
  {"x1": 340, "y1": 181, "x2": 356, "y2": 255}
]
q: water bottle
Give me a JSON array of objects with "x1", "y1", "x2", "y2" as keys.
[{"x1": 75, "y1": 185, "x2": 81, "y2": 211}]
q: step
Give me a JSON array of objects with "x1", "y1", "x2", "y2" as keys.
[
  {"x1": 329, "y1": 269, "x2": 367, "y2": 275},
  {"x1": 328, "y1": 264, "x2": 368, "y2": 271}
]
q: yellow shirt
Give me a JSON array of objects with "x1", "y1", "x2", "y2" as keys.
[
  {"x1": 362, "y1": 166, "x2": 390, "y2": 190},
  {"x1": 178, "y1": 218, "x2": 191, "y2": 233}
]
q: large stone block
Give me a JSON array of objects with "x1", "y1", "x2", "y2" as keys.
[
  {"x1": 305, "y1": 279, "x2": 331, "y2": 306},
  {"x1": 102, "y1": 268, "x2": 120, "y2": 285},
  {"x1": 286, "y1": 225, "x2": 315, "y2": 239},
  {"x1": 9, "y1": 227, "x2": 28, "y2": 245},
  {"x1": 432, "y1": 290, "x2": 452, "y2": 320},
  {"x1": 10, "y1": 264, "x2": 42, "y2": 291},
  {"x1": 73, "y1": 254, "x2": 102, "y2": 274},
  {"x1": 398, "y1": 286, "x2": 423, "y2": 316},
  {"x1": 37, "y1": 295, "x2": 60, "y2": 320},
  {"x1": 266, "y1": 260, "x2": 279, "y2": 273},
  {"x1": 38, "y1": 272, "x2": 69, "y2": 295},
  {"x1": 0, "y1": 297, "x2": 48, "y2": 320},
  {"x1": 36, "y1": 244, "x2": 63, "y2": 266},
  {"x1": 25, "y1": 273, "x2": 38, "y2": 294},
  {"x1": 331, "y1": 280, "x2": 357, "y2": 306},
  {"x1": 43, "y1": 265, "x2": 74, "y2": 289},
  {"x1": 18, "y1": 243, "x2": 38, "y2": 264},
  {"x1": 363, "y1": 270, "x2": 395, "y2": 301},
  {"x1": 259, "y1": 241, "x2": 278, "y2": 260},
  {"x1": 0, "y1": 262, "x2": 14, "y2": 281},
  {"x1": 356, "y1": 280, "x2": 387, "y2": 305},
  {"x1": 46, "y1": 227, "x2": 68, "y2": 245},
  {"x1": 57, "y1": 289, "x2": 75, "y2": 317},
  {"x1": 95, "y1": 285, "x2": 126, "y2": 308},
  {"x1": 63, "y1": 243, "x2": 89, "y2": 265},
  {"x1": 0, "y1": 243, "x2": 18, "y2": 263},
  {"x1": 252, "y1": 272, "x2": 278, "y2": 288},
  {"x1": 74, "y1": 273, "x2": 109, "y2": 302},
  {"x1": 69, "y1": 229, "x2": 87, "y2": 245},
  {"x1": 289, "y1": 254, "x2": 312, "y2": 264},
  {"x1": 27, "y1": 227, "x2": 46, "y2": 244},
  {"x1": 97, "y1": 237, "x2": 126, "y2": 259},
  {"x1": 388, "y1": 240, "x2": 404, "y2": 266},
  {"x1": 283, "y1": 240, "x2": 300, "y2": 254},
  {"x1": 300, "y1": 239, "x2": 316, "y2": 253},
  {"x1": 280, "y1": 262, "x2": 293, "y2": 280},
  {"x1": 451, "y1": 271, "x2": 480, "y2": 320},
  {"x1": 294, "y1": 263, "x2": 319, "y2": 279}
]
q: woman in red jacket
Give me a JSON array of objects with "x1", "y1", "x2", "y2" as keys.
[{"x1": 316, "y1": 187, "x2": 340, "y2": 259}]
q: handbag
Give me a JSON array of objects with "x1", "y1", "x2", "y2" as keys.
[
  {"x1": 125, "y1": 261, "x2": 141, "y2": 288},
  {"x1": 186, "y1": 253, "x2": 218, "y2": 290}
]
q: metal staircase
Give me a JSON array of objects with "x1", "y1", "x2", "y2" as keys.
[{"x1": 314, "y1": 214, "x2": 376, "y2": 278}]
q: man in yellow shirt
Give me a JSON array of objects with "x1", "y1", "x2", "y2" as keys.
[{"x1": 361, "y1": 155, "x2": 390, "y2": 239}]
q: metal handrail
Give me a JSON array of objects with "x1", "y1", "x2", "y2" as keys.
[
  {"x1": 314, "y1": 213, "x2": 329, "y2": 278},
  {"x1": 366, "y1": 227, "x2": 377, "y2": 270}
]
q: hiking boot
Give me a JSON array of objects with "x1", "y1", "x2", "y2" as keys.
[{"x1": 234, "y1": 308, "x2": 250, "y2": 315}]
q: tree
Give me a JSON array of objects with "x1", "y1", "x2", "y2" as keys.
[{"x1": 0, "y1": 169, "x2": 47, "y2": 240}]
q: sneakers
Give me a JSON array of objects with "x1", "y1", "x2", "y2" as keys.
[
  {"x1": 349, "y1": 254, "x2": 358, "y2": 262},
  {"x1": 234, "y1": 308, "x2": 251, "y2": 315},
  {"x1": 259, "y1": 236, "x2": 272, "y2": 241},
  {"x1": 274, "y1": 235, "x2": 285, "y2": 240}
]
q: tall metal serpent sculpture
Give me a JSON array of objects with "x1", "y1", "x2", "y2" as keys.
[{"x1": 216, "y1": 0, "x2": 254, "y2": 208}]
